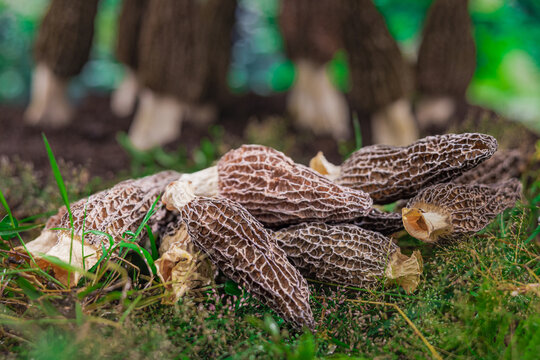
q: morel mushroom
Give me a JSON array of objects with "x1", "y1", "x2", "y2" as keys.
[
  {"x1": 132, "y1": 0, "x2": 236, "y2": 150},
  {"x1": 452, "y1": 149, "x2": 527, "y2": 185},
  {"x1": 416, "y1": 0, "x2": 476, "y2": 134},
  {"x1": 111, "y1": 0, "x2": 149, "y2": 117},
  {"x1": 25, "y1": 0, "x2": 99, "y2": 126},
  {"x1": 274, "y1": 222, "x2": 422, "y2": 293},
  {"x1": 218, "y1": 145, "x2": 373, "y2": 226},
  {"x1": 402, "y1": 179, "x2": 522, "y2": 243},
  {"x1": 338, "y1": 133, "x2": 498, "y2": 204},
  {"x1": 343, "y1": 0, "x2": 417, "y2": 146},
  {"x1": 352, "y1": 208, "x2": 404, "y2": 236},
  {"x1": 21, "y1": 171, "x2": 180, "y2": 285},
  {"x1": 163, "y1": 181, "x2": 315, "y2": 330},
  {"x1": 279, "y1": 0, "x2": 349, "y2": 139}
]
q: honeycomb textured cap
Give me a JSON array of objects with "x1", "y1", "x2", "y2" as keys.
[
  {"x1": 452, "y1": 149, "x2": 527, "y2": 185},
  {"x1": 47, "y1": 171, "x2": 181, "y2": 247},
  {"x1": 218, "y1": 144, "x2": 372, "y2": 226},
  {"x1": 351, "y1": 208, "x2": 404, "y2": 235},
  {"x1": 274, "y1": 222, "x2": 420, "y2": 291},
  {"x1": 404, "y1": 178, "x2": 522, "y2": 242},
  {"x1": 338, "y1": 133, "x2": 498, "y2": 204},
  {"x1": 180, "y1": 195, "x2": 315, "y2": 331}
]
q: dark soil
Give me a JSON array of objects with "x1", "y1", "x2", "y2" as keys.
[
  {"x1": 0, "y1": 93, "x2": 344, "y2": 180},
  {"x1": 1, "y1": 92, "x2": 537, "y2": 183}
]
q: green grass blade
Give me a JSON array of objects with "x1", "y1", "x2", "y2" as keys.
[
  {"x1": 0, "y1": 188, "x2": 38, "y2": 265},
  {"x1": 42, "y1": 133, "x2": 75, "y2": 286},
  {"x1": 0, "y1": 223, "x2": 43, "y2": 237},
  {"x1": 0, "y1": 188, "x2": 17, "y2": 229},
  {"x1": 146, "y1": 224, "x2": 159, "y2": 261},
  {"x1": 117, "y1": 242, "x2": 157, "y2": 275},
  {"x1": 524, "y1": 224, "x2": 540, "y2": 244},
  {"x1": 19, "y1": 210, "x2": 57, "y2": 223},
  {"x1": 352, "y1": 113, "x2": 362, "y2": 150},
  {"x1": 39, "y1": 254, "x2": 97, "y2": 282},
  {"x1": 42, "y1": 133, "x2": 73, "y2": 226},
  {"x1": 131, "y1": 196, "x2": 161, "y2": 240},
  {"x1": 119, "y1": 294, "x2": 143, "y2": 323}
]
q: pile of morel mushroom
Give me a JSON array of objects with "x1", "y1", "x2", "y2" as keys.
[{"x1": 22, "y1": 133, "x2": 525, "y2": 331}]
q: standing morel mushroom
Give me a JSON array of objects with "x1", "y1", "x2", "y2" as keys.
[
  {"x1": 279, "y1": 0, "x2": 349, "y2": 140},
  {"x1": 163, "y1": 181, "x2": 315, "y2": 330},
  {"x1": 337, "y1": 133, "x2": 498, "y2": 204},
  {"x1": 218, "y1": 145, "x2": 373, "y2": 226},
  {"x1": 343, "y1": 0, "x2": 418, "y2": 146},
  {"x1": 274, "y1": 222, "x2": 422, "y2": 293},
  {"x1": 26, "y1": 0, "x2": 100, "y2": 125},
  {"x1": 21, "y1": 171, "x2": 181, "y2": 285},
  {"x1": 415, "y1": 0, "x2": 476, "y2": 135},
  {"x1": 402, "y1": 179, "x2": 522, "y2": 243}
]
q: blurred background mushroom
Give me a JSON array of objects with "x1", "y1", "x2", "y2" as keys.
[
  {"x1": 415, "y1": 0, "x2": 476, "y2": 135},
  {"x1": 0, "y1": 0, "x2": 538, "y2": 170},
  {"x1": 110, "y1": 0, "x2": 147, "y2": 118},
  {"x1": 279, "y1": 0, "x2": 348, "y2": 140},
  {"x1": 24, "y1": 0, "x2": 99, "y2": 126},
  {"x1": 343, "y1": 0, "x2": 417, "y2": 146},
  {"x1": 130, "y1": 0, "x2": 236, "y2": 150}
]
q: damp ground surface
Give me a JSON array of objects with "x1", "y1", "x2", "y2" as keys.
[{"x1": 0, "y1": 93, "x2": 343, "y2": 181}]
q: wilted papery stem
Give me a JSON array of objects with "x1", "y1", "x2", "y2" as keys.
[
  {"x1": 402, "y1": 207, "x2": 452, "y2": 243},
  {"x1": 385, "y1": 250, "x2": 423, "y2": 293},
  {"x1": 309, "y1": 151, "x2": 341, "y2": 181}
]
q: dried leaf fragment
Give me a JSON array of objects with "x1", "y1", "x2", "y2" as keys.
[
  {"x1": 274, "y1": 222, "x2": 422, "y2": 293},
  {"x1": 218, "y1": 145, "x2": 372, "y2": 226},
  {"x1": 402, "y1": 179, "x2": 522, "y2": 243},
  {"x1": 156, "y1": 222, "x2": 215, "y2": 303},
  {"x1": 338, "y1": 133, "x2": 498, "y2": 203}
]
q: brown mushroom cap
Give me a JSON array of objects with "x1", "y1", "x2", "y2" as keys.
[
  {"x1": 338, "y1": 133, "x2": 498, "y2": 204},
  {"x1": 274, "y1": 222, "x2": 422, "y2": 293},
  {"x1": 403, "y1": 179, "x2": 522, "y2": 243},
  {"x1": 179, "y1": 195, "x2": 315, "y2": 331},
  {"x1": 218, "y1": 144, "x2": 373, "y2": 226}
]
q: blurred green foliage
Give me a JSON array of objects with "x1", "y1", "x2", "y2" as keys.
[{"x1": 0, "y1": 0, "x2": 539, "y2": 129}]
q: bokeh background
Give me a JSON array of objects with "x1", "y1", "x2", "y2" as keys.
[{"x1": 0, "y1": 0, "x2": 539, "y2": 131}]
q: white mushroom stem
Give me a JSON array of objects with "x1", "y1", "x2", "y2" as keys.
[
  {"x1": 371, "y1": 99, "x2": 419, "y2": 146},
  {"x1": 385, "y1": 249, "x2": 423, "y2": 293},
  {"x1": 415, "y1": 96, "x2": 456, "y2": 131},
  {"x1": 128, "y1": 89, "x2": 186, "y2": 150},
  {"x1": 162, "y1": 180, "x2": 197, "y2": 211},
  {"x1": 309, "y1": 151, "x2": 341, "y2": 181},
  {"x1": 402, "y1": 207, "x2": 452, "y2": 243},
  {"x1": 179, "y1": 166, "x2": 219, "y2": 197},
  {"x1": 24, "y1": 63, "x2": 73, "y2": 127},
  {"x1": 111, "y1": 68, "x2": 139, "y2": 117},
  {"x1": 288, "y1": 60, "x2": 349, "y2": 140},
  {"x1": 18, "y1": 229, "x2": 99, "y2": 286}
]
